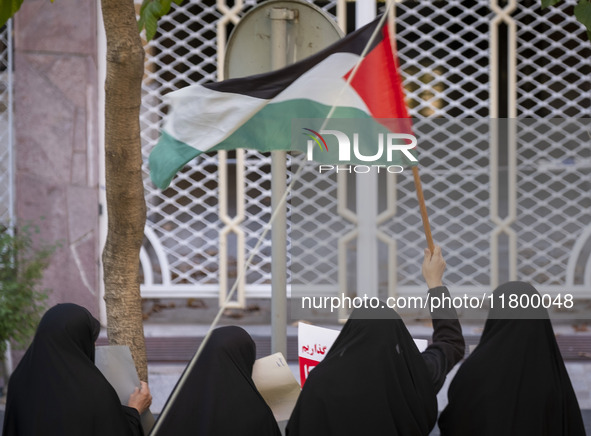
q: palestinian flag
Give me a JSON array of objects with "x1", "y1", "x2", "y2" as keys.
[{"x1": 149, "y1": 15, "x2": 417, "y2": 189}]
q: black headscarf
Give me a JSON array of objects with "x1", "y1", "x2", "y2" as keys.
[
  {"x1": 286, "y1": 305, "x2": 437, "y2": 436},
  {"x1": 2, "y1": 303, "x2": 143, "y2": 436},
  {"x1": 150, "y1": 325, "x2": 281, "y2": 436},
  {"x1": 438, "y1": 281, "x2": 585, "y2": 436}
]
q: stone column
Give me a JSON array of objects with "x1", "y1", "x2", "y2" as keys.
[{"x1": 14, "y1": 0, "x2": 101, "y2": 317}]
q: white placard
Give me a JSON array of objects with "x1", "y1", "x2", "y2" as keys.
[
  {"x1": 95, "y1": 345, "x2": 155, "y2": 434},
  {"x1": 251, "y1": 352, "x2": 301, "y2": 422}
]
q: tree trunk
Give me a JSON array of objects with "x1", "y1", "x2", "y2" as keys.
[{"x1": 100, "y1": 0, "x2": 148, "y2": 381}]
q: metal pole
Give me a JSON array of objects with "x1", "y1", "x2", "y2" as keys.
[
  {"x1": 97, "y1": 1, "x2": 109, "y2": 325},
  {"x1": 355, "y1": 0, "x2": 379, "y2": 299},
  {"x1": 270, "y1": 7, "x2": 295, "y2": 358}
]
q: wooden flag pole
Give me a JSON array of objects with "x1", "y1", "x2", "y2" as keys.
[
  {"x1": 388, "y1": 6, "x2": 434, "y2": 253},
  {"x1": 412, "y1": 165, "x2": 435, "y2": 253}
]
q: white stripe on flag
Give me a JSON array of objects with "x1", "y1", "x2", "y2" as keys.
[
  {"x1": 273, "y1": 53, "x2": 369, "y2": 112},
  {"x1": 163, "y1": 85, "x2": 267, "y2": 153}
]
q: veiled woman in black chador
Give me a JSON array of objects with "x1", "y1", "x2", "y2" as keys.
[
  {"x1": 287, "y1": 245, "x2": 465, "y2": 436},
  {"x1": 438, "y1": 281, "x2": 586, "y2": 436},
  {"x1": 151, "y1": 325, "x2": 281, "y2": 436},
  {"x1": 2, "y1": 303, "x2": 147, "y2": 436}
]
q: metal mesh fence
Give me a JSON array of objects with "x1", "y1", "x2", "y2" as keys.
[{"x1": 138, "y1": 0, "x2": 591, "y2": 301}]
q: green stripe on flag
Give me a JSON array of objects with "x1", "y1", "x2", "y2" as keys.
[
  {"x1": 149, "y1": 99, "x2": 418, "y2": 189},
  {"x1": 149, "y1": 130, "x2": 201, "y2": 189},
  {"x1": 209, "y1": 99, "x2": 369, "y2": 154}
]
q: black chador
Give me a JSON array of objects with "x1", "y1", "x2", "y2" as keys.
[
  {"x1": 438, "y1": 281, "x2": 586, "y2": 436},
  {"x1": 287, "y1": 289, "x2": 465, "y2": 436},
  {"x1": 151, "y1": 326, "x2": 281, "y2": 436},
  {"x1": 3, "y1": 304, "x2": 143, "y2": 436}
]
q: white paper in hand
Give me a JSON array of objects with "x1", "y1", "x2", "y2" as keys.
[
  {"x1": 95, "y1": 345, "x2": 155, "y2": 434},
  {"x1": 251, "y1": 352, "x2": 301, "y2": 422}
]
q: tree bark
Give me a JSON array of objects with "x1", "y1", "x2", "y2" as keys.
[{"x1": 100, "y1": 0, "x2": 148, "y2": 381}]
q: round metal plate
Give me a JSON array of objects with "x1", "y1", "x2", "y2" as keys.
[{"x1": 224, "y1": 0, "x2": 344, "y2": 79}]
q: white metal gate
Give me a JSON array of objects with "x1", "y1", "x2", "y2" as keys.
[{"x1": 139, "y1": 0, "x2": 591, "y2": 305}]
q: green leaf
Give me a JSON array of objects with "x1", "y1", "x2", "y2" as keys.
[
  {"x1": 161, "y1": 0, "x2": 173, "y2": 16},
  {"x1": 138, "y1": 0, "x2": 183, "y2": 41},
  {"x1": 0, "y1": 0, "x2": 24, "y2": 28},
  {"x1": 0, "y1": 223, "x2": 57, "y2": 355},
  {"x1": 541, "y1": 0, "x2": 563, "y2": 9},
  {"x1": 144, "y1": 2, "x2": 163, "y2": 41},
  {"x1": 137, "y1": 14, "x2": 145, "y2": 34},
  {"x1": 574, "y1": 0, "x2": 591, "y2": 38}
]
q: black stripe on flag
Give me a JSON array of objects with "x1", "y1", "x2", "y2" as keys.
[{"x1": 203, "y1": 16, "x2": 386, "y2": 100}]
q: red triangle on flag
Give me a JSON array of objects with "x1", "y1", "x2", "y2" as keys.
[{"x1": 343, "y1": 24, "x2": 409, "y2": 121}]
